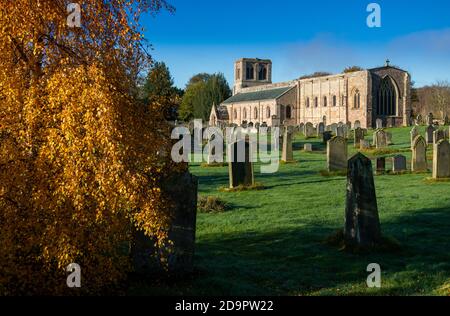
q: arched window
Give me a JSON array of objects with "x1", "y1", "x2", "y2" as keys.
[
  {"x1": 286, "y1": 105, "x2": 292, "y2": 119},
  {"x1": 243, "y1": 108, "x2": 247, "y2": 119},
  {"x1": 378, "y1": 76, "x2": 397, "y2": 116},
  {"x1": 234, "y1": 109, "x2": 237, "y2": 119},
  {"x1": 246, "y1": 63, "x2": 254, "y2": 80},
  {"x1": 314, "y1": 97, "x2": 318, "y2": 108},
  {"x1": 306, "y1": 97, "x2": 310, "y2": 108},
  {"x1": 323, "y1": 96, "x2": 327, "y2": 107},
  {"x1": 258, "y1": 64, "x2": 267, "y2": 80},
  {"x1": 353, "y1": 90, "x2": 361, "y2": 109},
  {"x1": 266, "y1": 107, "x2": 271, "y2": 118},
  {"x1": 333, "y1": 95, "x2": 337, "y2": 107},
  {"x1": 254, "y1": 107, "x2": 258, "y2": 119}
]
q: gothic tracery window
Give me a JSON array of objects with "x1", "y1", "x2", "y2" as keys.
[
  {"x1": 378, "y1": 76, "x2": 397, "y2": 116},
  {"x1": 353, "y1": 90, "x2": 361, "y2": 109}
]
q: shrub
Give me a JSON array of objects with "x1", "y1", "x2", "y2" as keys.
[{"x1": 198, "y1": 196, "x2": 230, "y2": 213}]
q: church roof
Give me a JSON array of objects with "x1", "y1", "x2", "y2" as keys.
[{"x1": 222, "y1": 86, "x2": 294, "y2": 104}]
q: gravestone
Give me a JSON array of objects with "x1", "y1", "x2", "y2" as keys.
[
  {"x1": 410, "y1": 126, "x2": 419, "y2": 148},
  {"x1": 336, "y1": 126, "x2": 345, "y2": 137},
  {"x1": 392, "y1": 155, "x2": 407, "y2": 173},
  {"x1": 228, "y1": 140, "x2": 254, "y2": 188},
  {"x1": 281, "y1": 129, "x2": 294, "y2": 162},
  {"x1": 386, "y1": 132, "x2": 393, "y2": 145},
  {"x1": 330, "y1": 123, "x2": 338, "y2": 136},
  {"x1": 426, "y1": 125, "x2": 435, "y2": 145},
  {"x1": 411, "y1": 135, "x2": 427, "y2": 172},
  {"x1": 131, "y1": 171, "x2": 198, "y2": 275},
  {"x1": 373, "y1": 130, "x2": 387, "y2": 149},
  {"x1": 344, "y1": 153, "x2": 382, "y2": 247},
  {"x1": 376, "y1": 157, "x2": 385, "y2": 174},
  {"x1": 304, "y1": 143, "x2": 313, "y2": 152},
  {"x1": 376, "y1": 118, "x2": 383, "y2": 129},
  {"x1": 433, "y1": 139, "x2": 450, "y2": 179},
  {"x1": 327, "y1": 136, "x2": 348, "y2": 172},
  {"x1": 317, "y1": 122, "x2": 325, "y2": 138},
  {"x1": 433, "y1": 129, "x2": 445, "y2": 145},
  {"x1": 304, "y1": 122, "x2": 315, "y2": 138},
  {"x1": 354, "y1": 120, "x2": 361, "y2": 129},
  {"x1": 323, "y1": 131, "x2": 333, "y2": 144},
  {"x1": 427, "y1": 113, "x2": 434, "y2": 125},
  {"x1": 360, "y1": 139, "x2": 370, "y2": 150},
  {"x1": 354, "y1": 128, "x2": 364, "y2": 148}
]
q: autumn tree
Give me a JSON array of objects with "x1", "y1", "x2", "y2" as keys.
[{"x1": 0, "y1": 0, "x2": 183, "y2": 294}]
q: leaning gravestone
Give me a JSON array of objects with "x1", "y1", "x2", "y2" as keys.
[
  {"x1": 228, "y1": 140, "x2": 254, "y2": 188},
  {"x1": 304, "y1": 143, "x2": 313, "y2": 152},
  {"x1": 131, "y1": 171, "x2": 198, "y2": 275},
  {"x1": 304, "y1": 122, "x2": 315, "y2": 138},
  {"x1": 354, "y1": 128, "x2": 364, "y2": 148},
  {"x1": 433, "y1": 129, "x2": 445, "y2": 145},
  {"x1": 376, "y1": 118, "x2": 383, "y2": 129},
  {"x1": 426, "y1": 125, "x2": 435, "y2": 145},
  {"x1": 392, "y1": 155, "x2": 407, "y2": 173},
  {"x1": 410, "y1": 126, "x2": 419, "y2": 148},
  {"x1": 281, "y1": 129, "x2": 294, "y2": 162},
  {"x1": 376, "y1": 157, "x2": 386, "y2": 174},
  {"x1": 433, "y1": 139, "x2": 450, "y2": 179},
  {"x1": 411, "y1": 135, "x2": 427, "y2": 172},
  {"x1": 345, "y1": 153, "x2": 382, "y2": 247},
  {"x1": 327, "y1": 136, "x2": 348, "y2": 172}
]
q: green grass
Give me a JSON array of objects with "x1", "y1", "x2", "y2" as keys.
[{"x1": 131, "y1": 126, "x2": 450, "y2": 296}]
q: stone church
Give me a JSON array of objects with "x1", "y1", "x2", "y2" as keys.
[{"x1": 209, "y1": 58, "x2": 412, "y2": 129}]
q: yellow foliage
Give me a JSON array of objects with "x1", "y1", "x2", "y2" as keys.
[{"x1": 0, "y1": 0, "x2": 181, "y2": 294}]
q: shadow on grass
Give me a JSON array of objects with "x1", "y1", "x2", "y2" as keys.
[{"x1": 130, "y1": 205, "x2": 450, "y2": 296}]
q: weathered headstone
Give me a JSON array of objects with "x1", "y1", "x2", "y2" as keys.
[
  {"x1": 336, "y1": 126, "x2": 345, "y2": 137},
  {"x1": 330, "y1": 123, "x2": 338, "y2": 136},
  {"x1": 354, "y1": 120, "x2": 361, "y2": 129},
  {"x1": 360, "y1": 139, "x2": 370, "y2": 150},
  {"x1": 376, "y1": 157, "x2": 386, "y2": 174},
  {"x1": 304, "y1": 143, "x2": 313, "y2": 152},
  {"x1": 304, "y1": 122, "x2": 315, "y2": 138},
  {"x1": 411, "y1": 135, "x2": 427, "y2": 172},
  {"x1": 281, "y1": 129, "x2": 294, "y2": 162},
  {"x1": 392, "y1": 155, "x2": 407, "y2": 173},
  {"x1": 327, "y1": 136, "x2": 348, "y2": 172},
  {"x1": 344, "y1": 153, "x2": 382, "y2": 247},
  {"x1": 228, "y1": 140, "x2": 254, "y2": 188},
  {"x1": 373, "y1": 130, "x2": 387, "y2": 149},
  {"x1": 376, "y1": 118, "x2": 383, "y2": 129},
  {"x1": 426, "y1": 125, "x2": 435, "y2": 145},
  {"x1": 386, "y1": 132, "x2": 393, "y2": 145},
  {"x1": 354, "y1": 128, "x2": 364, "y2": 148},
  {"x1": 131, "y1": 171, "x2": 198, "y2": 275},
  {"x1": 323, "y1": 131, "x2": 333, "y2": 144},
  {"x1": 410, "y1": 126, "x2": 419, "y2": 148},
  {"x1": 433, "y1": 139, "x2": 450, "y2": 179},
  {"x1": 433, "y1": 129, "x2": 445, "y2": 145},
  {"x1": 317, "y1": 122, "x2": 325, "y2": 138}
]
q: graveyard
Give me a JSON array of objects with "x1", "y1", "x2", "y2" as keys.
[{"x1": 133, "y1": 126, "x2": 450, "y2": 296}]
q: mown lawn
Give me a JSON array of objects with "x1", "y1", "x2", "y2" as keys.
[{"x1": 133, "y1": 126, "x2": 450, "y2": 296}]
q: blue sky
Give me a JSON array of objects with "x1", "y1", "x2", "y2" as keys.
[{"x1": 141, "y1": 0, "x2": 450, "y2": 88}]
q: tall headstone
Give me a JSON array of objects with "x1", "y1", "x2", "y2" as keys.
[
  {"x1": 433, "y1": 139, "x2": 450, "y2": 179},
  {"x1": 426, "y1": 125, "x2": 435, "y2": 145},
  {"x1": 330, "y1": 123, "x2": 338, "y2": 136},
  {"x1": 317, "y1": 122, "x2": 325, "y2": 138},
  {"x1": 373, "y1": 130, "x2": 387, "y2": 149},
  {"x1": 386, "y1": 132, "x2": 393, "y2": 145},
  {"x1": 376, "y1": 118, "x2": 383, "y2": 129},
  {"x1": 304, "y1": 122, "x2": 315, "y2": 138},
  {"x1": 327, "y1": 136, "x2": 348, "y2": 172},
  {"x1": 354, "y1": 120, "x2": 361, "y2": 129},
  {"x1": 336, "y1": 126, "x2": 345, "y2": 137},
  {"x1": 433, "y1": 129, "x2": 445, "y2": 145},
  {"x1": 411, "y1": 135, "x2": 427, "y2": 172},
  {"x1": 410, "y1": 126, "x2": 419, "y2": 148},
  {"x1": 281, "y1": 129, "x2": 294, "y2": 162},
  {"x1": 131, "y1": 171, "x2": 198, "y2": 275},
  {"x1": 228, "y1": 140, "x2": 254, "y2": 188},
  {"x1": 345, "y1": 153, "x2": 382, "y2": 247},
  {"x1": 376, "y1": 157, "x2": 385, "y2": 174},
  {"x1": 354, "y1": 128, "x2": 364, "y2": 148},
  {"x1": 392, "y1": 155, "x2": 407, "y2": 173}
]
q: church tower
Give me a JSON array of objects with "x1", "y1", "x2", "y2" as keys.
[{"x1": 233, "y1": 58, "x2": 272, "y2": 95}]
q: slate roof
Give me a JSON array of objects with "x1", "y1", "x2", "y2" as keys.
[{"x1": 222, "y1": 86, "x2": 294, "y2": 104}]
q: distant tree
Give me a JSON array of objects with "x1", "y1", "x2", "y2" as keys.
[
  {"x1": 299, "y1": 72, "x2": 332, "y2": 80},
  {"x1": 179, "y1": 73, "x2": 231, "y2": 121},
  {"x1": 431, "y1": 80, "x2": 450, "y2": 119},
  {"x1": 343, "y1": 66, "x2": 364, "y2": 73}
]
